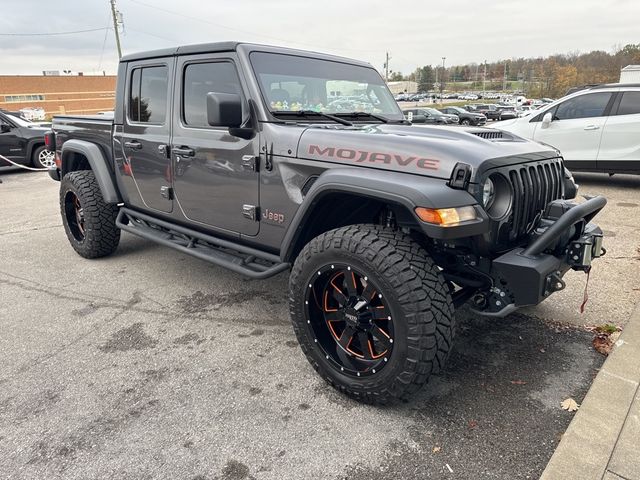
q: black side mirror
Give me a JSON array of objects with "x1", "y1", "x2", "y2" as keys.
[
  {"x1": 0, "y1": 124, "x2": 10, "y2": 133},
  {"x1": 206, "y1": 92, "x2": 242, "y2": 128}
]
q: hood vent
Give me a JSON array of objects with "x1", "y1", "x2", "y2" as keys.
[{"x1": 471, "y1": 130, "x2": 505, "y2": 140}]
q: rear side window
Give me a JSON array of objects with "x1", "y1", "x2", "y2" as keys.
[
  {"x1": 182, "y1": 61, "x2": 244, "y2": 128},
  {"x1": 129, "y1": 65, "x2": 168, "y2": 124},
  {"x1": 553, "y1": 92, "x2": 612, "y2": 120},
  {"x1": 616, "y1": 91, "x2": 640, "y2": 115}
]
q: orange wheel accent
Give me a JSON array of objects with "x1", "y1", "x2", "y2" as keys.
[
  {"x1": 346, "y1": 336, "x2": 364, "y2": 358},
  {"x1": 368, "y1": 339, "x2": 387, "y2": 359},
  {"x1": 327, "y1": 320, "x2": 341, "y2": 340},
  {"x1": 323, "y1": 290, "x2": 338, "y2": 312}
]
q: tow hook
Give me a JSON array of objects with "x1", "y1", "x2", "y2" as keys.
[{"x1": 544, "y1": 271, "x2": 566, "y2": 297}]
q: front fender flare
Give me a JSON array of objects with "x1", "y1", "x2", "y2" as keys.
[
  {"x1": 61, "y1": 139, "x2": 121, "y2": 204},
  {"x1": 280, "y1": 168, "x2": 487, "y2": 262}
]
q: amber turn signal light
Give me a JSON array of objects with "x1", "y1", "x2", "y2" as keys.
[{"x1": 414, "y1": 206, "x2": 477, "y2": 226}]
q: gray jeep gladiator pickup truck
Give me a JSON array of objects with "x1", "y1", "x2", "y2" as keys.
[{"x1": 46, "y1": 42, "x2": 606, "y2": 403}]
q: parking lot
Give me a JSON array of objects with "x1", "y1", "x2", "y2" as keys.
[{"x1": 1, "y1": 169, "x2": 638, "y2": 480}]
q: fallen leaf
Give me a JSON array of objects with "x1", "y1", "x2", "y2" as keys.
[
  {"x1": 510, "y1": 380, "x2": 527, "y2": 385},
  {"x1": 561, "y1": 398, "x2": 579, "y2": 412},
  {"x1": 468, "y1": 420, "x2": 478, "y2": 429},
  {"x1": 445, "y1": 464, "x2": 453, "y2": 473},
  {"x1": 540, "y1": 348, "x2": 546, "y2": 353},
  {"x1": 593, "y1": 333, "x2": 613, "y2": 355},
  {"x1": 432, "y1": 446, "x2": 441, "y2": 454}
]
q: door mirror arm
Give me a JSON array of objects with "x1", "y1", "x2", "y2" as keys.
[
  {"x1": 0, "y1": 124, "x2": 11, "y2": 133},
  {"x1": 229, "y1": 99, "x2": 258, "y2": 140}
]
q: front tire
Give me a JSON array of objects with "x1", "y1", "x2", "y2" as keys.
[
  {"x1": 461, "y1": 119, "x2": 471, "y2": 126},
  {"x1": 60, "y1": 170, "x2": 120, "y2": 258},
  {"x1": 289, "y1": 225, "x2": 454, "y2": 404}
]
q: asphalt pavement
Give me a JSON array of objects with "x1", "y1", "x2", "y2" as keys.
[{"x1": 0, "y1": 169, "x2": 636, "y2": 480}]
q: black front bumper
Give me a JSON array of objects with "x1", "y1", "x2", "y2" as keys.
[{"x1": 476, "y1": 196, "x2": 606, "y2": 316}]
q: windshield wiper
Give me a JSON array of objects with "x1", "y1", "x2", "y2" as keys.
[
  {"x1": 335, "y1": 111, "x2": 410, "y2": 125},
  {"x1": 272, "y1": 110, "x2": 353, "y2": 126}
]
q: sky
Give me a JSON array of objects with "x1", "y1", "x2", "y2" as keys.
[{"x1": 0, "y1": 0, "x2": 638, "y2": 76}]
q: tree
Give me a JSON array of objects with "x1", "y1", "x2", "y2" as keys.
[
  {"x1": 415, "y1": 66, "x2": 434, "y2": 92},
  {"x1": 389, "y1": 71, "x2": 404, "y2": 82}
]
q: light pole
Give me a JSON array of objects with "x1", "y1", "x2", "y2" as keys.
[
  {"x1": 440, "y1": 57, "x2": 446, "y2": 105},
  {"x1": 482, "y1": 60, "x2": 487, "y2": 97},
  {"x1": 109, "y1": 0, "x2": 123, "y2": 59}
]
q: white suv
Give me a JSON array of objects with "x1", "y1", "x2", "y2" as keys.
[{"x1": 493, "y1": 84, "x2": 640, "y2": 174}]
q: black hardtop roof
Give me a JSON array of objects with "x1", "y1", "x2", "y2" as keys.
[{"x1": 120, "y1": 41, "x2": 372, "y2": 67}]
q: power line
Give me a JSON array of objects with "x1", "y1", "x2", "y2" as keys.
[
  {"x1": 125, "y1": 0, "x2": 379, "y2": 55},
  {"x1": 0, "y1": 27, "x2": 108, "y2": 36}
]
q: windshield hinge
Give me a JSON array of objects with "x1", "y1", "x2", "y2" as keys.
[
  {"x1": 242, "y1": 155, "x2": 259, "y2": 172},
  {"x1": 242, "y1": 204, "x2": 259, "y2": 221}
]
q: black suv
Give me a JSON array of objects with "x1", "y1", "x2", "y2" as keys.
[
  {"x1": 46, "y1": 42, "x2": 606, "y2": 403},
  {"x1": 403, "y1": 107, "x2": 458, "y2": 124},
  {"x1": 438, "y1": 106, "x2": 486, "y2": 125},
  {"x1": 0, "y1": 110, "x2": 54, "y2": 168}
]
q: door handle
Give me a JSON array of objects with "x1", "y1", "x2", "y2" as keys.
[
  {"x1": 124, "y1": 140, "x2": 142, "y2": 150},
  {"x1": 584, "y1": 125, "x2": 600, "y2": 131},
  {"x1": 173, "y1": 147, "x2": 195, "y2": 157}
]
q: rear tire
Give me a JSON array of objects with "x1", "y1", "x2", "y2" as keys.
[
  {"x1": 60, "y1": 170, "x2": 120, "y2": 258},
  {"x1": 289, "y1": 224, "x2": 454, "y2": 404},
  {"x1": 32, "y1": 145, "x2": 55, "y2": 169}
]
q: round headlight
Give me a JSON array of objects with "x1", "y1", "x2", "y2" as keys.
[{"x1": 482, "y1": 178, "x2": 495, "y2": 209}]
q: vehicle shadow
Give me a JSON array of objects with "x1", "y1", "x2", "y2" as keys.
[{"x1": 573, "y1": 172, "x2": 640, "y2": 190}]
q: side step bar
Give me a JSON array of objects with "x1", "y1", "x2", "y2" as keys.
[{"x1": 115, "y1": 208, "x2": 290, "y2": 279}]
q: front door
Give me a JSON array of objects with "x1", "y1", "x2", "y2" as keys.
[
  {"x1": 171, "y1": 54, "x2": 260, "y2": 236},
  {"x1": 121, "y1": 58, "x2": 174, "y2": 213},
  {"x1": 0, "y1": 117, "x2": 24, "y2": 162},
  {"x1": 533, "y1": 91, "x2": 614, "y2": 167}
]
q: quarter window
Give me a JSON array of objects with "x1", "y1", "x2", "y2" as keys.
[
  {"x1": 182, "y1": 62, "x2": 244, "y2": 128},
  {"x1": 553, "y1": 92, "x2": 612, "y2": 120},
  {"x1": 129, "y1": 65, "x2": 168, "y2": 124},
  {"x1": 615, "y1": 91, "x2": 640, "y2": 115}
]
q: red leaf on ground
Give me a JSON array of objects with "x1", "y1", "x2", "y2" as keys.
[
  {"x1": 593, "y1": 333, "x2": 613, "y2": 356},
  {"x1": 510, "y1": 380, "x2": 527, "y2": 385},
  {"x1": 468, "y1": 420, "x2": 478, "y2": 429}
]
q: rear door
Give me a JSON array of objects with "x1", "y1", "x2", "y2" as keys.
[
  {"x1": 171, "y1": 53, "x2": 260, "y2": 236},
  {"x1": 597, "y1": 90, "x2": 640, "y2": 173},
  {"x1": 121, "y1": 58, "x2": 174, "y2": 213},
  {"x1": 532, "y1": 91, "x2": 614, "y2": 169}
]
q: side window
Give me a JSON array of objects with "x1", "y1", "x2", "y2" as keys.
[
  {"x1": 129, "y1": 65, "x2": 168, "y2": 124},
  {"x1": 615, "y1": 91, "x2": 640, "y2": 115},
  {"x1": 553, "y1": 92, "x2": 612, "y2": 120},
  {"x1": 183, "y1": 61, "x2": 244, "y2": 128}
]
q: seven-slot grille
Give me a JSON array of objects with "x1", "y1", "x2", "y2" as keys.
[{"x1": 507, "y1": 159, "x2": 564, "y2": 239}]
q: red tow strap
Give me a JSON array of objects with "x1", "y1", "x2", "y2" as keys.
[{"x1": 580, "y1": 268, "x2": 591, "y2": 314}]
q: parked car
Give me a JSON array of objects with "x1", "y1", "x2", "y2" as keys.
[
  {"x1": 403, "y1": 107, "x2": 458, "y2": 124},
  {"x1": 466, "y1": 104, "x2": 502, "y2": 121},
  {"x1": 495, "y1": 106, "x2": 517, "y2": 120},
  {"x1": 439, "y1": 106, "x2": 486, "y2": 125},
  {"x1": 0, "y1": 110, "x2": 53, "y2": 168},
  {"x1": 494, "y1": 83, "x2": 640, "y2": 174},
  {"x1": 45, "y1": 41, "x2": 606, "y2": 403}
]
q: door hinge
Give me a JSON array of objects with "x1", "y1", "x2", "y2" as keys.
[
  {"x1": 160, "y1": 185, "x2": 173, "y2": 200},
  {"x1": 242, "y1": 155, "x2": 259, "y2": 172},
  {"x1": 242, "y1": 204, "x2": 259, "y2": 221}
]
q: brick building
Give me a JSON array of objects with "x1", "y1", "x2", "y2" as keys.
[{"x1": 0, "y1": 75, "x2": 116, "y2": 117}]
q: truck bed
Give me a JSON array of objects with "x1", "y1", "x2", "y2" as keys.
[{"x1": 52, "y1": 114, "x2": 114, "y2": 166}]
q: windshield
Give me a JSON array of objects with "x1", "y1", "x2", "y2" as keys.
[
  {"x1": 5, "y1": 113, "x2": 33, "y2": 127},
  {"x1": 451, "y1": 107, "x2": 465, "y2": 113},
  {"x1": 250, "y1": 52, "x2": 403, "y2": 121},
  {"x1": 424, "y1": 108, "x2": 441, "y2": 115}
]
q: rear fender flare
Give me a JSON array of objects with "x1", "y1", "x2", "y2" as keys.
[{"x1": 61, "y1": 139, "x2": 121, "y2": 204}]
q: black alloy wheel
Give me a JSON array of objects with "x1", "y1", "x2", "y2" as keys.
[{"x1": 305, "y1": 263, "x2": 394, "y2": 377}]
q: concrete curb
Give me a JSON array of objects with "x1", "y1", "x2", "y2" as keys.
[{"x1": 541, "y1": 303, "x2": 640, "y2": 480}]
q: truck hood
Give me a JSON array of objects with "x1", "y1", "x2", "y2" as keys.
[{"x1": 297, "y1": 123, "x2": 559, "y2": 182}]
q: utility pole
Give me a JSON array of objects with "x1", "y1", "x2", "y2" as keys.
[
  {"x1": 384, "y1": 52, "x2": 390, "y2": 81},
  {"x1": 110, "y1": 0, "x2": 123, "y2": 59},
  {"x1": 503, "y1": 62, "x2": 507, "y2": 91},
  {"x1": 440, "y1": 57, "x2": 446, "y2": 105}
]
